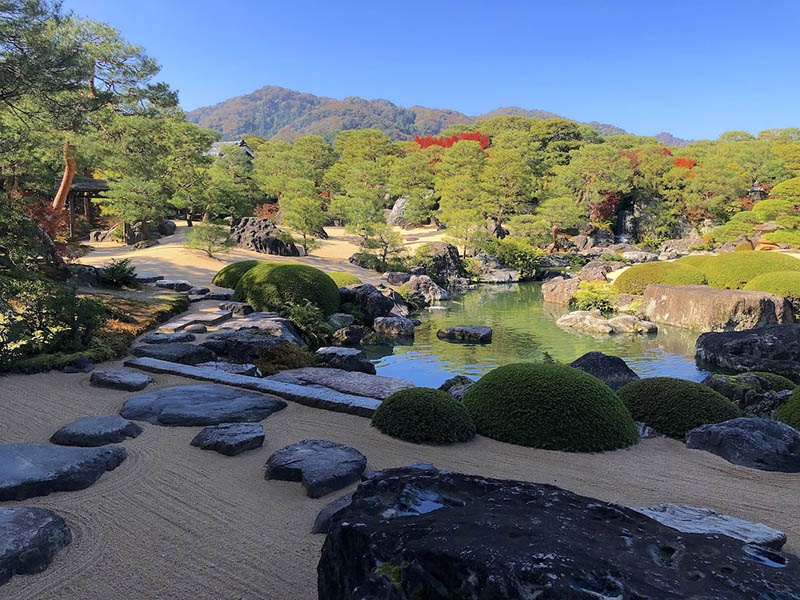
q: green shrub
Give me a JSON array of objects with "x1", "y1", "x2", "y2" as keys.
[
  {"x1": 764, "y1": 229, "x2": 800, "y2": 248},
  {"x1": 233, "y1": 262, "x2": 340, "y2": 315},
  {"x1": 485, "y1": 237, "x2": 543, "y2": 279},
  {"x1": 328, "y1": 271, "x2": 362, "y2": 287},
  {"x1": 372, "y1": 387, "x2": 476, "y2": 444},
  {"x1": 570, "y1": 281, "x2": 619, "y2": 312},
  {"x1": 701, "y1": 252, "x2": 800, "y2": 289},
  {"x1": 462, "y1": 363, "x2": 639, "y2": 452},
  {"x1": 185, "y1": 223, "x2": 234, "y2": 257},
  {"x1": 776, "y1": 387, "x2": 800, "y2": 430},
  {"x1": 617, "y1": 377, "x2": 740, "y2": 439},
  {"x1": 212, "y1": 260, "x2": 261, "y2": 289},
  {"x1": 100, "y1": 258, "x2": 137, "y2": 288},
  {"x1": 254, "y1": 342, "x2": 316, "y2": 376},
  {"x1": 280, "y1": 300, "x2": 333, "y2": 348},
  {"x1": 613, "y1": 262, "x2": 706, "y2": 295},
  {"x1": 743, "y1": 271, "x2": 800, "y2": 309}
]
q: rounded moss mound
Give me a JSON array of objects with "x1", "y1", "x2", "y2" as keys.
[
  {"x1": 328, "y1": 271, "x2": 363, "y2": 287},
  {"x1": 776, "y1": 387, "x2": 800, "y2": 430},
  {"x1": 734, "y1": 242, "x2": 754, "y2": 252},
  {"x1": 212, "y1": 260, "x2": 261, "y2": 289},
  {"x1": 233, "y1": 262, "x2": 340, "y2": 315},
  {"x1": 675, "y1": 254, "x2": 715, "y2": 270},
  {"x1": 372, "y1": 387, "x2": 476, "y2": 444},
  {"x1": 702, "y1": 252, "x2": 800, "y2": 289},
  {"x1": 461, "y1": 363, "x2": 639, "y2": 452},
  {"x1": 614, "y1": 262, "x2": 706, "y2": 295},
  {"x1": 743, "y1": 271, "x2": 800, "y2": 304},
  {"x1": 617, "y1": 377, "x2": 740, "y2": 439}
]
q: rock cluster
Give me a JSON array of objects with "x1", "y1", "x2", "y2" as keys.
[
  {"x1": 696, "y1": 324, "x2": 800, "y2": 380},
  {"x1": 557, "y1": 310, "x2": 657, "y2": 334}
]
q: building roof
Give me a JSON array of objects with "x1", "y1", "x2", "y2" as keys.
[
  {"x1": 206, "y1": 139, "x2": 255, "y2": 158},
  {"x1": 53, "y1": 177, "x2": 110, "y2": 193}
]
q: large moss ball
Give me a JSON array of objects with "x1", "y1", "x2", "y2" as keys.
[
  {"x1": 743, "y1": 271, "x2": 800, "y2": 305},
  {"x1": 212, "y1": 260, "x2": 261, "y2": 289},
  {"x1": 461, "y1": 363, "x2": 639, "y2": 452},
  {"x1": 328, "y1": 271, "x2": 363, "y2": 287},
  {"x1": 233, "y1": 262, "x2": 340, "y2": 315},
  {"x1": 372, "y1": 387, "x2": 476, "y2": 444},
  {"x1": 776, "y1": 387, "x2": 800, "y2": 431},
  {"x1": 617, "y1": 377, "x2": 740, "y2": 439},
  {"x1": 614, "y1": 262, "x2": 707, "y2": 295},
  {"x1": 701, "y1": 252, "x2": 800, "y2": 289}
]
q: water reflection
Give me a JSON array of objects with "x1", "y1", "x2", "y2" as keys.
[{"x1": 371, "y1": 282, "x2": 708, "y2": 388}]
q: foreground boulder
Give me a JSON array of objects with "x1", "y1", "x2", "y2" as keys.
[
  {"x1": 0, "y1": 443, "x2": 126, "y2": 501},
  {"x1": 89, "y1": 368, "x2": 155, "y2": 392},
  {"x1": 569, "y1": 351, "x2": 639, "y2": 391},
  {"x1": 686, "y1": 417, "x2": 800, "y2": 473},
  {"x1": 436, "y1": 326, "x2": 492, "y2": 344},
  {"x1": 315, "y1": 347, "x2": 376, "y2": 374},
  {"x1": 201, "y1": 329, "x2": 294, "y2": 363},
  {"x1": 0, "y1": 507, "x2": 72, "y2": 586},
  {"x1": 120, "y1": 384, "x2": 287, "y2": 426},
  {"x1": 639, "y1": 284, "x2": 793, "y2": 331},
  {"x1": 696, "y1": 324, "x2": 800, "y2": 380},
  {"x1": 229, "y1": 217, "x2": 300, "y2": 256},
  {"x1": 190, "y1": 423, "x2": 265, "y2": 456},
  {"x1": 318, "y1": 467, "x2": 800, "y2": 599},
  {"x1": 130, "y1": 342, "x2": 215, "y2": 365},
  {"x1": 50, "y1": 416, "x2": 143, "y2": 447},
  {"x1": 265, "y1": 439, "x2": 367, "y2": 498}
]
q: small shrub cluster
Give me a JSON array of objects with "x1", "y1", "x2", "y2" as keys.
[
  {"x1": 212, "y1": 260, "x2": 260, "y2": 289},
  {"x1": 254, "y1": 342, "x2": 316, "y2": 376},
  {"x1": 614, "y1": 261, "x2": 706, "y2": 295},
  {"x1": 617, "y1": 377, "x2": 740, "y2": 439},
  {"x1": 328, "y1": 271, "x2": 363, "y2": 287},
  {"x1": 281, "y1": 300, "x2": 333, "y2": 348},
  {"x1": 100, "y1": 258, "x2": 138, "y2": 288},
  {"x1": 485, "y1": 237, "x2": 543, "y2": 280},
  {"x1": 234, "y1": 263, "x2": 340, "y2": 315},
  {"x1": 570, "y1": 281, "x2": 619, "y2": 312},
  {"x1": 372, "y1": 387, "x2": 476, "y2": 444},
  {"x1": 351, "y1": 251, "x2": 406, "y2": 273},
  {"x1": 462, "y1": 363, "x2": 639, "y2": 452},
  {"x1": 776, "y1": 387, "x2": 800, "y2": 430}
]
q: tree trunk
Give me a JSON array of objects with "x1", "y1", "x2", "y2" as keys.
[
  {"x1": 52, "y1": 140, "x2": 76, "y2": 212},
  {"x1": 186, "y1": 209, "x2": 193, "y2": 227}
]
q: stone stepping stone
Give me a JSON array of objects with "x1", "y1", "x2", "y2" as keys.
[
  {"x1": 633, "y1": 503, "x2": 787, "y2": 550},
  {"x1": 436, "y1": 325, "x2": 493, "y2": 344},
  {"x1": 140, "y1": 331, "x2": 196, "y2": 344},
  {"x1": 130, "y1": 343, "x2": 215, "y2": 365},
  {"x1": 159, "y1": 309, "x2": 232, "y2": 333},
  {"x1": 134, "y1": 273, "x2": 164, "y2": 284},
  {"x1": 120, "y1": 384, "x2": 286, "y2": 426},
  {"x1": 0, "y1": 507, "x2": 72, "y2": 586},
  {"x1": 188, "y1": 286, "x2": 210, "y2": 296},
  {"x1": 190, "y1": 290, "x2": 233, "y2": 303},
  {"x1": 190, "y1": 423, "x2": 264, "y2": 456},
  {"x1": 184, "y1": 324, "x2": 207, "y2": 333},
  {"x1": 216, "y1": 313, "x2": 305, "y2": 347},
  {"x1": 155, "y1": 279, "x2": 192, "y2": 291},
  {"x1": 267, "y1": 368, "x2": 412, "y2": 401},
  {"x1": 0, "y1": 443, "x2": 127, "y2": 501},
  {"x1": 51, "y1": 416, "x2": 143, "y2": 447},
  {"x1": 265, "y1": 439, "x2": 367, "y2": 498},
  {"x1": 63, "y1": 356, "x2": 95, "y2": 373},
  {"x1": 89, "y1": 368, "x2": 154, "y2": 392},
  {"x1": 196, "y1": 361, "x2": 260, "y2": 376},
  {"x1": 219, "y1": 301, "x2": 254, "y2": 316}
]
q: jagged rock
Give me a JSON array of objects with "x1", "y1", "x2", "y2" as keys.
[
  {"x1": 702, "y1": 372, "x2": 794, "y2": 418},
  {"x1": 0, "y1": 443, "x2": 126, "y2": 501},
  {"x1": 312, "y1": 493, "x2": 353, "y2": 534},
  {"x1": 405, "y1": 275, "x2": 449, "y2": 305},
  {"x1": 157, "y1": 220, "x2": 176, "y2": 236},
  {"x1": 229, "y1": 217, "x2": 300, "y2": 256},
  {"x1": 267, "y1": 368, "x2": 412, "y2": 400},
  {"x1": 438, "y1": 375, "x2": 474, "y2": 400},
  {"x1": 0, "y1": 507, "x2": 72, "y2": 585},
  {"x1": 372, "y1": 316, "x2": 415, "y2": 338},
  {"x1": 120, "y1": 384, "x2": 287, "y2": 426},
  {"x1": 339, "y1": 284, "x2": 395, "y2": 325},
  {"x1": 328, "y1": 313, "x2": 355, "y2": 331},
  {"x1": 201, "y1": 330, "x2": 293, "y2": 363},
  {"x1": 633, "y1": 504, "x2": 787, "y2": 550},
  {"x1": 616, "y1": 292, "x2": 641, "y2": 312},
  {"x1": 686, "y1": 417, "x2": 800, "y2": 473},
  {"x1": 660, "y1": 229, "x2": 703, "y2": 255},
  {"x1": 130, "y1": 343, "x2": 215, "y2": 365},
  {"x1": 216, "y1": 312, "x2": 305, "y2": 347},
  {"x1": 317, "y1": 468, "x2": 800, "y2": 600},
  {"x1": 541, "y1": 276, "x2": 580, "y2": 305},
  {"x1": 659, "y1": 249, "x2": 681, "y2": 261},
  {"x1": 68, "y1": 264, "x2": 102, "y2": 288},
  {"x1": 63, "y1": 356, "x2": 95, "y2": 373},
  {"x1": 315, "y1": 347, "x2": 376, "y2": 374},
  {"x1": 621, "y1": 250, "x2": 658, "y2": 263},
  {"x1": 195, "y1": 361, "x2": 260, "y2": 376},
  {"x1": 50, "y1": 416, "x2": 143, "y2": 447},
  {"x1": 607, "y1": 314, "x2": 658, "y2": 333},
  {"x1": 331, "y1": 325, "x2": 372, "y2": 347},
  {"x1": 569, "y1": 351, "x2": 639, "y2": 391},
  {"x1": 190, "y1": 423, "x2": 265, "y2": 456},
  {"x1": 219, "y1": 301, "x2": 253, "y2": 316},
  {"x1": 436, "y1": 326, "x2": 492, "y2": 344},
  {"x1": 577, "y1": 260, "x2": 626, "y2": 282},
  {"x1": 473, "y1": 253, "x2": 520, "y2": 283},
  {"x1": 640, "y1": 285, "x2": 793, "y2": 332},
  {"x1": 89, "y1": 368, "x2": 155, "y2": 392},
  {"x1": 387, "y1": 196, "x2": 408, "y2": 227},
  {"x1": 191, "y1": 290, "x2": 233, "y2": 302},
  {"x1": 696, "y1": 324, "x2": 800, "y2": 379},
  {"x1": 539, "y1": 253, "x2": 572, "y2": 267},
  {"x1": 409, "y1": 242, "x2": 464, "y2": 286},
  {"x1": 140, "y1": 332, "x2": 196, "y2": 344},
  {"x1": 155, "y1": 279, "x2": 193, "y2": 292},
  {"x1": 265, "y1": 439, "x2": 367, "y2": 498},
  {"x1": 384, "y1": 272, "x2": 411, "y2": 285}
]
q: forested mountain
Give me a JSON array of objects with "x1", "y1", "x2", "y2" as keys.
[{"x1": 185, "y1": 85, "x2": 686, "y2": 144}]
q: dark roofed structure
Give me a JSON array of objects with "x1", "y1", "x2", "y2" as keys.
[
  {"x1": 52, "y1": 177, "x2": 110, "y2": 237},
  {"x1": 55, "y1": 177, "x2": 110, "y2": 193}
]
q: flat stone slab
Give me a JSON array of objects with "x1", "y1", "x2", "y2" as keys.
[
  {"x1": 50, "y1": 416, "x2": 143, "y2": 447},
  {"x1": 686, "y1": 417, "x2": 800, "y2": 473},
  {"x1": 130, "y1": 342, "x2": 215, "y2": 365},
  {"x1": 159, "y1": 310, "x2": 232, "y2": 333},
  {"x1": 120, "y1": 384, "x2": 287, "y2": 426},
  {"x1": 190, "y1": 423, "x2": 265, "y2": 456},
  {"x1": 123, "y1": 358, "x2": 381, "y2": 417},
  {"x1": 219, "y1": 301, "x2": 254, "y2": 316},
  {"x1": 633, "y1": 503, "x2": 787, "y2": 550},
  {"x1": 265, "y1": 439, "x2": 367, "y2": 498},
  {"x1": 188, "y1": 286, "x2": 210, "y2": 296},
  {"x1": 134, "y1": 273, "x2": 164, "y2": 284},
  {"x1": 267, "y1": 367, "x2": 413, "y2": 401},
  {"x1": 0, "y1": 507, "x2": 72, "y2": 586},
  {"x1": 196, "y1": 361, "x2": 260, "y2": 376},
  {"x1": 184, "y1": 324, "x2": 207, "y2": 333},
  {"x1": 0, "y1": 443, "x2": 127, "y2": 501},
  {"x1": 140, "y1": 331, "x2": 196, "y2": 344},
  {"x1": 436, "y1": 325, "x2": 492, "y2": 344},
  {"x1": 155, "y1": 279, "x2": 192, "y2": 291},
  {"x1": 89, "y1": 368, "x2": 155, "y2": 391},
  {"x1": 190, "y1": 290, "x2": 233, "y2": 302}
]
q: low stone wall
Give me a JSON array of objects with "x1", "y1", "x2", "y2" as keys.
[{"x1": 638, "y1": 284, "x2": 793, "y2": 331}]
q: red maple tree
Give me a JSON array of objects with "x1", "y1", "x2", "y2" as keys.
[{"x1": 414, "y1": 131, "x2": 490, "y2": 150}]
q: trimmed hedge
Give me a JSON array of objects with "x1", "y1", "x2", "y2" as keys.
[
  {"x1": 462, "y1": 363, "x2": 639, "y2": 452},
  {"x1": 328, "y1": 271, "x2": 363, "y2": 287},
  {"x1": 743, "y1": 271, "x2": 800, "y2": 305},
  {"x1": 617, "y1": 377, "x2": 740, "y2": 439},
  {"x1": 614, "y1": 262, "x2": 706, "y2": 295},
  {"x1": 372, "y1": 387, "x2": 476, "y2": 444},
  {"x1": 696, "y1": 252, "x2": 800, "y2": 289},
  {"x1": 212, "y1": 260, "x2": 260, "y2": 289},
  {"x1": 233, "y1": 262, "x2": 340, "y2": 315},
  {"x1": 776, "y1": 387, "x2": 800, "y2": 430}
]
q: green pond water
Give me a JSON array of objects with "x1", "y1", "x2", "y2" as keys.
[{"x1": 367, "y1": 282, "x2": 709, "y2": 388}]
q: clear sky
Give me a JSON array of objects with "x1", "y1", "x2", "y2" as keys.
[{"x1": 63, "y1": 0, "x2": 799, "y2": 140}]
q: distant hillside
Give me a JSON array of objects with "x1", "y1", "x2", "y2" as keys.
[
  {"x1": 186, "y1": 85, "x2": 690, "y2": 146},
  {"x1": 654, "y1": 132, "x2": 692, "y2": 147}
]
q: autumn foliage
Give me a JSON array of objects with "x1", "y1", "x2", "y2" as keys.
[
  {"x1": 414, "y1": 131, "x2": 490, "y2": 150},
  {"x1": 674, "y1": 157, "x2": 696, "y2": 169}
]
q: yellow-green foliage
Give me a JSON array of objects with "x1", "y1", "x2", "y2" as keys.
[
  {"x1": 328, "y1": 271, "x2": 363, "y2": 287},
  {"x1": 734, "y1": 242, "x2": 754, "y2": 251},
  {"x1": 233, "y1": 262, "x2": 340, "y2": 315},
  {"x1": 613, "y1": 262, "x2": 706, "y2": 295},
  {"x1": 212, "y1": 260, "x2": 261, "y2": 289},
  {"x1": 698, "y1": 252, "x2": 800, "y2": 289},
  {"x1": 776, "y1": 387, "x2": 800, "y2": 430},
  {"x1": 743, "y1": 271, "x2": 800, "y2": 306},
  {"x1": 570, "y1": 281, "x2": 618, "y2": 312}
]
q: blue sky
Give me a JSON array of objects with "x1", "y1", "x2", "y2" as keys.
[{"x1": 63, "y1": 0, "x2": 799, "y2": 140}]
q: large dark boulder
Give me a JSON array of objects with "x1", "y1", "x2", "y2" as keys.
[
  {"x1": 696, "y1": 324, "x2": 800, "y2": 380},
  {"x1": 338, "y1": 284, "x2": 394, "y2": 325},
  {"x1": 0, "y1": 507, "x2": 72, "y2": 586},
  {"x1": 201, "y1": 329, "x2": 292, "y2": 363},
  {"x1": 315, "y1": 347, "x2": 376, "y2": 374},
  {"x1": 331, "y1": 325, "x2": 372, "y2": 347},
  {"x1": 120, "y1": 384, "x2": 287, "y2": 426},
  {"x1": 229, "y1": 217, "x2": 300, "y2": 256},
  {"x1": 130, "y1": 342, "x2": 215, "y2": 365},
  {"x1": 686, "y1": 417, "x2": 800, "y2": 473},
  {"x1": 0, "y1": 444, "x2": 126, "y2": 501},
  {"x1": 157, "y1": 219, "x2": 176, "y2": 236},
  {"x1": 569, "y1": 351, "x2": 640, "y2": 391},
  {"x1": 50, "y1": 416, "x2": 143, "y2": 447},
  {"x1": 423, "y1": 242, "x2": 465, "y2": 285},
  {"x1": 318, "y1": 467, "x2": 800, "y2": 600},
  {"x1": 190, "y1": 423, "x2": 265, "y2": 456}
]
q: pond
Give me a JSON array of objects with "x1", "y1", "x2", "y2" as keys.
[{"x1": 367, "y1": 282, "x2": 711, "y2": 388}]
